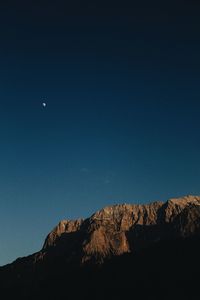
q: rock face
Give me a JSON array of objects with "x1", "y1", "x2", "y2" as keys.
[
  {"x1": 43, "y1": 219, "x2": 84, "y2": 249},
  {"x1": 81, "y1": 201, "x2": 163, "y2": 263},
  {"x1": 164, "y1": 195, "x2": 200, "y2": 222},
  {"x1": 33, "y1": 195, "x2": 200, "y2": 265}
]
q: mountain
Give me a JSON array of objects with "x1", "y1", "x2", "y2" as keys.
[
  {"x1": 1, "y1": 195, "x2": 200, "y2": 299},
  {"x1": 30, "y1": 195, "x2": 200, "y2": 264}
]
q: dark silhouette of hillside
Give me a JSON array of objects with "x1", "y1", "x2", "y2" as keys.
[{"x1": 1, "y1": 236, "x2": 200, "y2": 300}]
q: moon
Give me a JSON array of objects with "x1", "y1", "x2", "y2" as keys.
[{"x1": 42, "y1": 102, "x2": 47, "y2": 107}]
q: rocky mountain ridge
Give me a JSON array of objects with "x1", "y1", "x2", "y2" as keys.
[
  {"x1": 28, "y1": 195, "x2": 200, "y2": 265},
  {"x1": 1, "y1": 195, "x2": 200, "y2": 300}
]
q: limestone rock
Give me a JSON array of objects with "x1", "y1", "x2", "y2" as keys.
[
  {"x1": 43, "y1": 219, "x2": 84, "y2": 249},
  {"x1": 164, "y1": 195, "x2": 200, "y2": 222}
]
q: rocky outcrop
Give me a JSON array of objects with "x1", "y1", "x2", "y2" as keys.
[
  {"x1": 43, "y1": 219, "x2": 84, "y2": 249},
  {"x1": 172, "y1": 202, "x2": 200, "y2": 237},
  {"x1": 163, "y1": 195, "x2": 200, "y2": 223}
]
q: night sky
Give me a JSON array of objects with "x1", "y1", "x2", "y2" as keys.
[{"x1": 0, "y1": 0, "x2": 200, "y2": 265}]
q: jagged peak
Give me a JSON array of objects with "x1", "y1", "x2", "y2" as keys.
[
  {"x1": 168, "y1": 195, "x2": 200, "y2": 206},
  {"x1": 50, "y1": 218, "x2": 84, "y2": 235},
  {"x1": 163, "y1": 195, "x2": 200, "y2": 223},
  {"x1": 91, "y1": 201, "x2": 164, "y2": 219},
  {"x1": 43, "y1": 218, "x2": 84, "y2": 249},
  {"x1": 44, "y1": 195, "x2": 200, "y2": 231}
]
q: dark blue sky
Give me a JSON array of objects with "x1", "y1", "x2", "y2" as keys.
[{"x1": 0, "y1": 0, "x2": 200, "y2": 265}]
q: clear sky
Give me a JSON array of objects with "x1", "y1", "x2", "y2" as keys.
[{"x1": 0, "y1": 0, "x2": 200, "y2": 265}]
